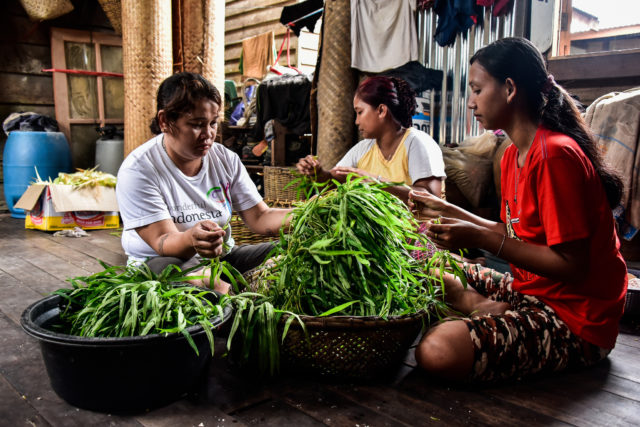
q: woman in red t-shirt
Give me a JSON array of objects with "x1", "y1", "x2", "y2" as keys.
[{"x1": 409, "y1": 37, "x2": 627, "y2": 382}]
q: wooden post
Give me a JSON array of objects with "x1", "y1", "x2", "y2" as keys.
[
  {"x1": 122, "y1": 0, "x2": 173, "y2": 156},
  {"x1": 315, "y1": 0, "x2": 357, "y2": 169}
]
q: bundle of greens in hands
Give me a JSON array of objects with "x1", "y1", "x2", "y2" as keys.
[{"x1": 226, "y1": 175, "x2": 466, "y2": 376}]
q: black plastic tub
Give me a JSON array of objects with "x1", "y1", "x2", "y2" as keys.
[{"x1": 21, "y1": 293, "x2": 232, "y2": 413}]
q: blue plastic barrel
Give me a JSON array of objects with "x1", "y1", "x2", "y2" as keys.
[{"x1": 3, "y1": 131, "x2": 72, "y2": 218}]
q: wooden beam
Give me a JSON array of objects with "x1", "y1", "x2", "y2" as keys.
[
  {"x1": 570, "y1": 25, "x2": 640, "y2": 41},
  {"x1": 548, "y1": 49, "x2": 640, "y2": 81}
]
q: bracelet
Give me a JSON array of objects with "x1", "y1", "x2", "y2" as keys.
[{"x1": 496, "y1": 234, "x2": 506, "y2": 257}]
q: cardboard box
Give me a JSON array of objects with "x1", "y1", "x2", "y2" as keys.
[{"x1": 14, "y1": 184, "x2": 120, "y2": 231}]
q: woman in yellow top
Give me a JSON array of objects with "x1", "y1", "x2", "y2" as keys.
[{"x1": 296, "y1": 76, "x2": 445, "y2": 201}]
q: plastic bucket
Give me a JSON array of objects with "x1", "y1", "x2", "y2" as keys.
[
  {"x1": 2, "y1": 131, "x2": 72, "y2": 218},
  {"x1": 21, "y1": 293, "x2": 233, "y2": 413},
  {"x1": 95, "y1": 136, "x2": 124, "y2": 176}
]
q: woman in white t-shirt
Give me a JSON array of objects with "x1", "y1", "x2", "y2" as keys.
[
  {"x1": 116, "y1": 72, "x2": 292, "y2": 293},
  {"x1": 296, "y1": 76, "x2": 445, "y2": 202}
]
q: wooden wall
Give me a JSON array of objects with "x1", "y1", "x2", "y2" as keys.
[{"x1": 224, "y1": 0, "x2": 320, "y2": 85}]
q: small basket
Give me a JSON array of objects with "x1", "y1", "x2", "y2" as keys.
[
  {"x1": 279, "y1": 312, "x2": 426, "y2": 379},
  {"x1": 229, "y1": 199, "x2": 294, "y2": 246},
  {"x1": 229, "y1": 215, "x2": 269, "y2": 245},
  {"x1": 263, "y1": 166, "x2": 301, "y2": 201},
  {"x1": 20, "y1": 0, "x2": 74, "y2": 21}
]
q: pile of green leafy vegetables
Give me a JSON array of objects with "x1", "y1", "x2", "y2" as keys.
[
  {"x1": 51, "y1": 175, "x2": 465, "y2": 377},
  {"x1": 225, "y1": 175, "x2": 465, "y2": 375},
  {"x1": 52, "y1": 261, "x2": 236, "y2": 356}
]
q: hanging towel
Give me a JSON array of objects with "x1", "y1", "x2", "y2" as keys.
[
  {"x1": 280, "y1": 0, "x2": 324, "y2": 37},
  {"x1": 240, "y1": 31, "x2": 275, "y2": 79},
  {"x1": 351, "y1": 0, "x2": 418, "y2": 73}
]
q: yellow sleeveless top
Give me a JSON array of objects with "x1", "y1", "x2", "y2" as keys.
[{"x1": 356, "y1": 128, "x2": 412, "y2": 184}]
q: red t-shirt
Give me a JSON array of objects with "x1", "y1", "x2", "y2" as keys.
[{"x1": 500, "y1": 127, "x2": 627, "y2": 349}]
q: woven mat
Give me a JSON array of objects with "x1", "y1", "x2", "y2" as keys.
[
  {"x1": 122, "y1": 0, "x2": 172, "y2": 156},
  {"x1": 177, "y1": 0, "x2": 225, "y2": 109},
  {"x1": 316, "y1": 0, "x2": 357, "y2": 169}
]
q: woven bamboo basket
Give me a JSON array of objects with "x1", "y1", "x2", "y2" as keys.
[
  {"x1": 20, "y1": 0, "x2": 74, "y2": 21},
  {"x1": 229, "y1": 214, "x2": 272, "y2": 246},
  {"x1": 97, "y1": 0, "x2": 122, "y2": 34},
  {"x1": 278, "y1": 311, "x2": 426, "y2": 379},
  {"x1": 230, "y1": 199, "x2": 294, "y2": 246},
  {"x1": 263, "y1": 166, "x2": 302, "y2": 201},
  {"x1": 242, "y1": 268, "x2": 428, "y2": 379}
]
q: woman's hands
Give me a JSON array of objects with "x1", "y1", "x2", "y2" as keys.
[
  {"x1": 424, "y1": 217, "x2": 485, "y2": 251},
  {"x1": 296, "y1": 155, "x2": 328, "y2": 179},
  {"x1": 330, "y1": 166, "x2": 373, "y2": 181},
  {"x1": 409, "y1": 189, "x2": 488, "y2": 251},
  {"x1": 189, "y1": 220, "x2": 226, "y2": 258},
  {"x1": 408, "y1": 189, "x2": 448, "y2": 220}
]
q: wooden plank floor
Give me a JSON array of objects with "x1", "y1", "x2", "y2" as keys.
[{"x1": 1, "y1": 213, "x2": 639, "y2": 426}]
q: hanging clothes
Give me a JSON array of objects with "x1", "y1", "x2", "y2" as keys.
[
  {"x1": 279, "y1": 0, "x2": 324, "y2": 37},
  {"x1": 239, "y1": 31, "x2": 275, "y2": 79},
  {"x1": 418, "y1": 0, "x2": 436, "y2": 12},
  {"x1": 477, "y1": 0, "x2": 514, "y2": 17},
  {"x1": 433, "y1": 0, "x2": 483, "y2": 47},
  {"x1": 380, "y1": 61, "x2": 443, "y2": 93},
  {"x1": 351, "y1": 0, "x2": 418, "y2": 73},
  {"x1": 254, "y1": 74, "x2": 312, "y2": 138}
]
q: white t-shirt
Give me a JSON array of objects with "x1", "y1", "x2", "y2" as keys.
[
  {"x1": 336, "y1": 128, "x2": 445, "y2": 185},
  {"x1": 351, "y1": 0, "x2": 418, "y2": 73},
  {"x1": 116, "y1": 134, "x2": 262, "y2": 263}
]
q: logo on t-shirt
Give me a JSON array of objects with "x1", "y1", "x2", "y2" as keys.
[
  {"x1": 169, "y1": 201, "x2": 223, "y2": 224},
  {"x1": 207, "y1": 184, "x2": 232, "y2": 215}
]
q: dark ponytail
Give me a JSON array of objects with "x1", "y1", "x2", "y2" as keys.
[
  {"x1": 541, "y1": 83, "x2": 623, "y2": 208},
  {"x1": 471, "y1": 37, "x2": 623, "y2": 208},
  {"x1": 355, "y1": 76, "x2": 416, "y2": 128}
]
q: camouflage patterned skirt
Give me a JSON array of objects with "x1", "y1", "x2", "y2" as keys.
[{"x1": 461, "y1": 264, "x2": 611, "y2": 382}]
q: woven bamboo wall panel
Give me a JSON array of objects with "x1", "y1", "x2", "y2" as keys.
[
  {"x1": 201, "y1": 0, "x2": 225, "y2": 105},
  {"x1": 181, "y1": 0, "x2": 205, "y2": 73},
  {"x1": 122, "y1": 0, "x2": 172, "y2": 156},
  {"x1": 315, "y1": 0, "x2": 356, "y2": 169},
  {"x1": 178, "y1": 0, "x2": 225, "y2": 108}
]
